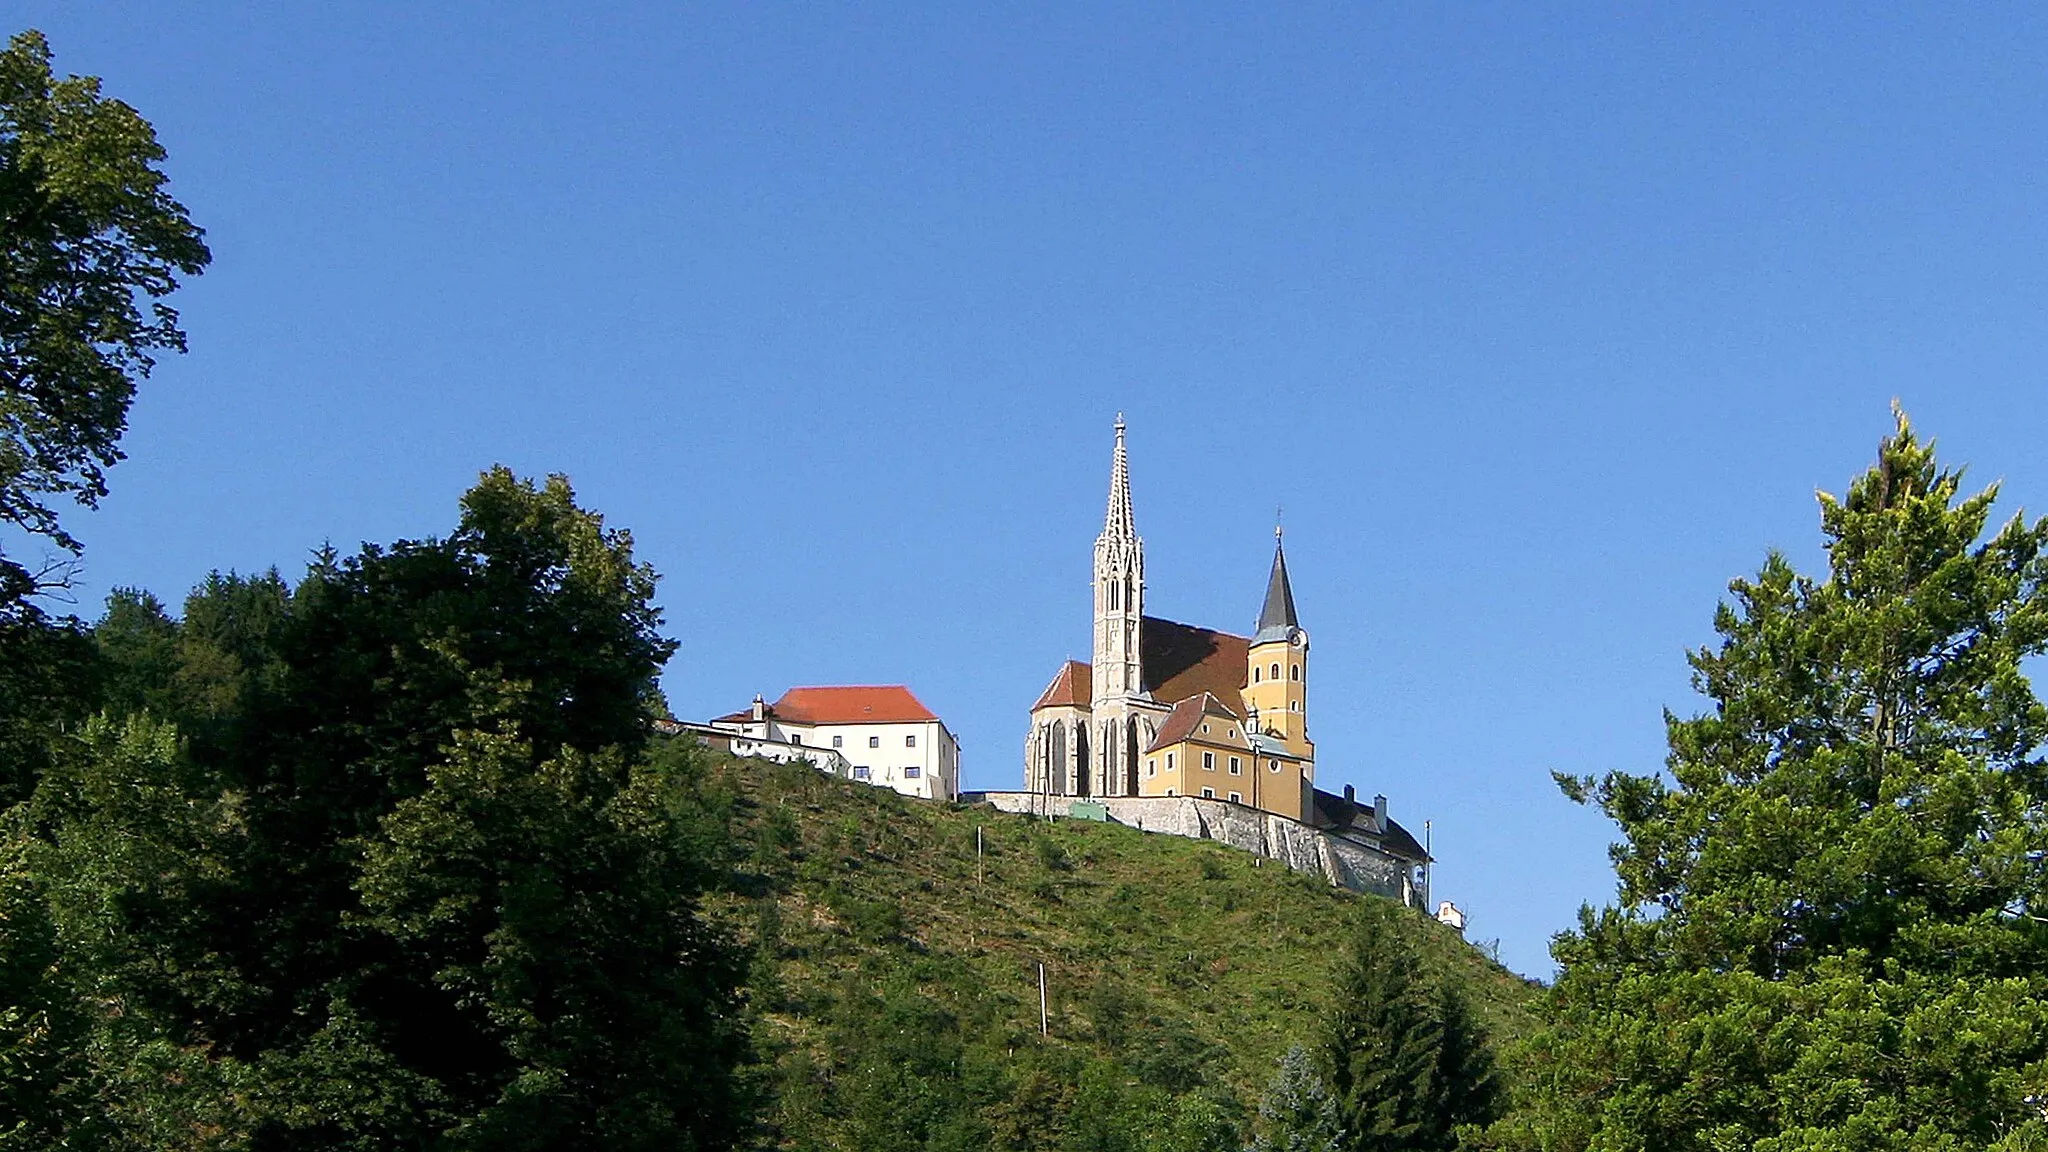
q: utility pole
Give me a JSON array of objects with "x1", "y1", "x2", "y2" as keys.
[{"x1": 1422, "y1": 819, "x2": 1433, "y2": 912}]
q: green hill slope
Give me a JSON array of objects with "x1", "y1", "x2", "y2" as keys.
[{"x1": 687, "y1": 745, "x2": 1539, "y2": 1147}]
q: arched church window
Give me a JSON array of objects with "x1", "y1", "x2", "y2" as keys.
[
  {"x1": 1289, "y1": 700, "x2": 1300, "y2": 712},
  {"x1": 1270, "y1": 663, "x2": 1280, "y2": 680},
  {"x1": 1290, "y1": 664, "x2": 1300, "y2": 681},
  {"x1": 1253, "y1": 666, "x2": 1260, "y2": 683}
]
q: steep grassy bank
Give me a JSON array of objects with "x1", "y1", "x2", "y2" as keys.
[{"x1": 685, "y1": 745, "x2": 1539, "y2": 1147}]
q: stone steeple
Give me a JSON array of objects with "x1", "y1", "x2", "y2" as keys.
[
  {"x1": 1104, "y1": 413, "x2": 1135, "y2": 540},
  {"x1": 1093, "y1": 415, "x2": 1144, "y2": 703}
]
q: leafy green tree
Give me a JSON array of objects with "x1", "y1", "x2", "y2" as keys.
[
  {"x1": 22, "y1": 469, "x2": 748, "y2": 1150},
  {"x1": 1317, "y1": 905, "x2": 1498, "y2": 1152},
  {"x1": 0, "y1": 28, "x2": 209, "y2": 561},
  {"x1": 0, "y1": 25, "x2": 206, "y2": 806},
  {"x1": 1500, "y1": 410, "x2": 2048, "y2": 1151},
  {"x1": 1249, "y1": 1045, "x2": 1343, "y2": 1152}
]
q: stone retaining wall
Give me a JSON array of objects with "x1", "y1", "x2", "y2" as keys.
[{"x1": 964, "y1": 791, "x2": 1417, "y2": 905}]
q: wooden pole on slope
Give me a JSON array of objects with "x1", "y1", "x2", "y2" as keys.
[{"x1": 1038, "y1": 962, "x2": 1048, "y2": 1037}]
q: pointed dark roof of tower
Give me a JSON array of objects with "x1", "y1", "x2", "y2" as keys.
[
  {"x1": 1254, "y1": 531, "x2": 1298, "y2": 643},
  {"x1": 1101, "y1": 414, "x2": 1136, "y2": 540}
]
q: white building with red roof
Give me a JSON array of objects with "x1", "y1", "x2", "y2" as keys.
[{"x1": 708, "y1": 685, "x2": 960, "y2": 801}]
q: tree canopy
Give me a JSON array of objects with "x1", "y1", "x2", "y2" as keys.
[
  {"x1": 1495, "y1": 409, "x2": 2048, "y2": 1151},
  {"x1": 3, "y1": 468, "x2": 750, "y2": 1150},
  {"x1": 0, "y1": 28, "x2": 209, "y2": 558}
]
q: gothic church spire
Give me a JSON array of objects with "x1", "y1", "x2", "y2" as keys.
[{"x1": 1103, "y1": 413, "x2": 1136, "y2": 541}]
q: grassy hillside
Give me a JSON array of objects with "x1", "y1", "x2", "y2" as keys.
[{"x1": 686, "y1": 744, "x2": 1540, "y2": 1147}]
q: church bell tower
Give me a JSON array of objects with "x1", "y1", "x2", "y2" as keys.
[
  {"x1": 1093, "y1": 415, "x2": 1143, "y2": 699},
  {"x1": 1091, "y1": 415, "x2": 1147, "y2": 794},
  {"x1": 1243, "y1": 528, "x2": 1311, "y2": 758}
]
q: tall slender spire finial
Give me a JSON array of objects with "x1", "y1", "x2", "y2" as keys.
[{"x1": 1104, "y1": 415, "x2": 1135, "y2": 540}]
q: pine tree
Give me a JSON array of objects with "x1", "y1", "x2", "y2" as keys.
[
  {"x1": 1317, "y1": 905, "x2": 1498, "y2": 1152},
  {"x1": 1249, "y1": 1045, "x2": 1343, "y2": 1152},
  {"x1": 1498, "y1": 409, "x2": 2048, "y2": 1151}
]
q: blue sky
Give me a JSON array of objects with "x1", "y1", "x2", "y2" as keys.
[{"x1": 17, "y1": 4, "x2": 2048, "y2": 977}]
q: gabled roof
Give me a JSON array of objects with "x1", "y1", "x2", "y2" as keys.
[
  {"x1": 1144, "y1": 692, "x2": 1245, "y2": 753},
  {"x1": 1141, "y1": 616, "x2": 1248, "y2": 705},
  {"x1": 1032, "y1": 661, "x2": 1092, "y2": 711},
  {"x1": 722, "y1": 686, "x2": 940, "y2": 726}
]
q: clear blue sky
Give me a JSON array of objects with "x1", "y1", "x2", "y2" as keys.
[{"x1": 18, "y1": 4, "x2": 2048, "y2": 977}]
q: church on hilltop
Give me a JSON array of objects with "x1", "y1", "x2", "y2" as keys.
[
  {"x1": 1007, "y1": 417, "x2": 1432, "y2": 906},
  {"x1": 1024, "y1": 417, "x2": 1321, "y2": 822}
]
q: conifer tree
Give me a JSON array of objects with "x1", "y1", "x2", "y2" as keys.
[
  {"x1": 1317, "y1": 905, "x2": 1498, "y2": 1152},
  {"x1": 1249, "y1": 1045, "x2": 1343, "y2": 1152},
  {"x1": 1498, "y1": 409, "x2": 2048, "y2": 1150}
]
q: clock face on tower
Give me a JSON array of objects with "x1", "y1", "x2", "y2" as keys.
[{"x1": 1288, "y1": 627, "x2": 1308, "y2": 649}]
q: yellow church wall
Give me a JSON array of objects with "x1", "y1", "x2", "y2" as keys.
[
  {"x1": 1241, "y1": 638, "x2": 1313, "y2": 761},
  {"x1": 1143, "y1": 731, "x2": 1309, "y2": 821},
  {"x1": 1249, "y1": 750, "x2": 1308, "y2": 822}
]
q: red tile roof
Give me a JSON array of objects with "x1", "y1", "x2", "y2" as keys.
[
  {"x1": 1032, "y1": 660, "x2": 1092, "y2": 710},
  {"x1": 1142, "y1": 616, "x2": 1248, "y2": 706},
  {"x1": 725, "y1": 686, "x2": 940, "y2": 725},
  {"x1": 1145, "y1": 692, "x2": 1244, "y2": 753}
]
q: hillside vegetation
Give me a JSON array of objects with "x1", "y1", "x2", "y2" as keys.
[{"x1": 688, "y1": 748, "x2": 1538, "y2": 1148}]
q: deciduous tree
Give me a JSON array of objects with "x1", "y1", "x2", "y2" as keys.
[{"x1": 0, "y1": 28, "x2": 208, "y2": 561}]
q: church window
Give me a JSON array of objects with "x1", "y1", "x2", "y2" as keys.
[
  {"x1": 1201, "y1": 723, "x2": 1209, "y2": 734},
  {"x1": 1229, "y1": 756, "x2": 1241, "y2": 775},
  {"x1": 1253, "y1": 666, "x2": 1260, "y2": 683},
  {"x1": 906, "y1": 734, "x2": 917, "y2": 748},
  {"x1": 1166, "y1": 753, "x2": 1175, "y2": 770},
  {"x1": 1167, "y1": 788, "x2": 1176, "y2": 796},
  {"x1": 1291, "y1": 664, "x2": 1300, "y2": 681},
  {"x1": 1147, "y1": 758, "x2": 1156, "y2": 776},
  {"x1": 1200, "y1": 787, "x2": 1215, "y2": 799},
  {"x1": 1269, "y1": 759, "x2": 1281, "y2": 773},
  {"x1": 1290, "y1": 700, "x2": 1300, "y2": 711},
  {"x1": 1229, "y1": 791, "x2": 1242, "y2": 804},
  {"x1": 1202, "y1": 751, "x2": 1214, "y2": 770},
  {"x1": 869, "y1": 735, "x2": 880, "y2": 748},
  {"x1": 1270, "y1": 663, "x2": 1281, "y2": 680},
  {"x1": 791, "y1": 734, "x2": 803, "y2": 745},
  {"x1": 832, "y1": 735, "x2": 843, "y2": 748}
]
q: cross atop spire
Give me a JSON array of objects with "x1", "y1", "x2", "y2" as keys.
[{"x1": 1103, "y1": 415, "x2": 1136, "y2": 541}]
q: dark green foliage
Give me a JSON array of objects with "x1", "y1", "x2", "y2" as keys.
[
  {"x1": 4, "y1": 468, "x2": 749, "y2": 1150},
  {"x1": 1317, "y1": 906, "x2": 1499, "y2": 1151},
  {"x1": 1500, "y1": 411, "x2": 2048, "y2": 1151},
  {"x1": 0, "y1": 603, "x2": 92, "y2": 805},
  {"x1": 0, "y1": 28, "x2": 208, "y2": 556}
]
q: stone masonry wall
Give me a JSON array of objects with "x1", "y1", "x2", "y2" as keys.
[{"x1": 965, "y1": 791, "x2": 1416, "y2": 905}]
